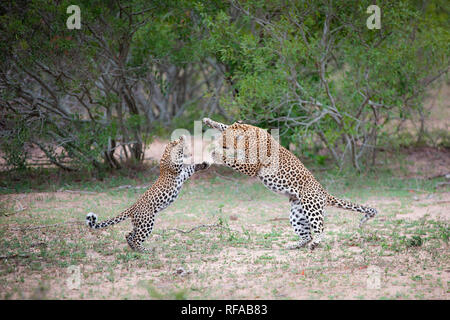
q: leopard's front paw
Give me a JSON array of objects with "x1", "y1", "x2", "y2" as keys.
[{"x1": 202, "y1": 118, "x2": 213, "y2": 127}]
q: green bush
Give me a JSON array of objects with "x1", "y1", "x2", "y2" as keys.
[{"x1": 0, "y1": 118, "x2": 30, "y2": 171}]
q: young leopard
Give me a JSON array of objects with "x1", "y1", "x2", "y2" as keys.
[
  {"x1": 85, "y1": 135, "x2": 210, "y2": 252},
  {"x1": 203, "y1": 118, "x2": 377, "y2": 250}
]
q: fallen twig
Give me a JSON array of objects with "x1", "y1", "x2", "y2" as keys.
[
  {"x1": 427, "y1": 172, "x2": 450, "y2": 180},
  {"x1": 436, "y1": 182, "x2": 450, "y2": 188},
  {"x1": 268, "y1": 217, "x2": 289, "y2": 222},
  {"x1": 115, "y1": 184, "x2": 151, "y2": 190},
  {"x1": 432, "y1": 200, "x2": 450, "y2": 204},
  {"x1": 60, "y1": 189, "x2": 98, "y2": 195},
  {"x1": 0, "y1": 253, "x2": 31, "y2": 260},
  {"x1": 163, "y1": 223, "x2": 229, "y2": 234},
  {"x1": 9, "y1": 220, "x2": 83, "y2": 231},
  {"x1": 9, "y1": 220, "x2": 233, "y2": 235}
]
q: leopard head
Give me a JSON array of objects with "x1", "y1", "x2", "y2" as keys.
[{"x1": 160, "y1": 135, "x2": 189, "y2": 174}]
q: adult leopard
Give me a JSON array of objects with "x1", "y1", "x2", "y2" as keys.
[
  {"x1": 203, "y1": 118, "x2": 377, "y2": 250},
  {"x1": 86, "y1": 135, "x2": 210, "y2": 252}
]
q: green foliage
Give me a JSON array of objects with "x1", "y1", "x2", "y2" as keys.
[
  {"x1": 200, "y1": 0, "x2": 449, "y2": 168},
  {"x1": 0, "y1": 0, "x2": 447, "y2": 172},
  {"x1": 0, "y1": 117, "x2": 30, "y2": 171}
]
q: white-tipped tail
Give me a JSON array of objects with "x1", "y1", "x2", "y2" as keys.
[{"x1": 85, "y1": 212, "x2": 98, "y2": 228}]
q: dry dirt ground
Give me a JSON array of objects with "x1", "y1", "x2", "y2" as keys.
[{"x1": 0, "y1": 155, "x2": 449, "y2": 300}]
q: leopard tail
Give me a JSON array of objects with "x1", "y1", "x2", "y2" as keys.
[
  {"x1": 327, "y1": 194, "x2": 377, "y2": 225},
  {"x1": 85, "y1": 206, "x2": 133, "y2": 229}
]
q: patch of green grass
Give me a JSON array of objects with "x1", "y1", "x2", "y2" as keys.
[
  {"x1": 139, "y1": 280, "x2": 189, "y2": 300},
  {"x1": 411, "y1": 275, "x2": 423, "y2": 281},
  {"x1": 115, "y1": 252, "x2": 143, "y2": 263}
]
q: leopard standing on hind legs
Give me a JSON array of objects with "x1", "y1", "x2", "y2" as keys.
[
  {"x1": 203, "y1": 118, "x2": 378, "y2": 250},
  {"x1": 85, "y1": 135, "x2": 210, "y2": 253}
]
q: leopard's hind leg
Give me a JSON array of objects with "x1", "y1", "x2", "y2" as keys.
[
  {"x1": 302, "y1": 193, "x2": 326, "y2": 250},
  {"x1": 132, "y1": 230, "x2": 155, "y2": 253},
  {"x1": 287, "y1": 199, "x2": 312, "y2": 249},
  {"x1": 308, "y1": 212, "x2": 324, "y2": 250},
  {"x1": 129, "y1": 214, "x2": 156, "y2": 253}
]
